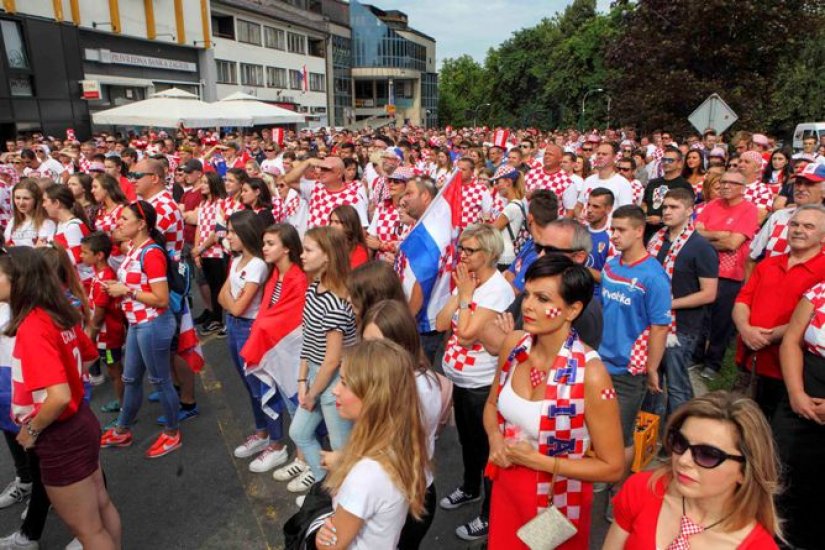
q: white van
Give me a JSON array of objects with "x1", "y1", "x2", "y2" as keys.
[{"x1": 793, "y1": 122, "x2": 825, "y2": 151}]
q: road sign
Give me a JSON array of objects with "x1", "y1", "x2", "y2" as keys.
[{"x1": 688, "y1": 93, "x2": 738, "y2": 134}]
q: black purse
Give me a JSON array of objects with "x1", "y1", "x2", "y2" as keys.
[{"x1": 284, "y1": 481, "x2": 334, "y2": 550}]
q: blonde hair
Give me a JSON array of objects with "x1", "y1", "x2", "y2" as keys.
[
  {"x1": 305, "y1": 226, "x2": 350, "y2": 297},
  {"x1": 653, "y1": 391, "x2": 782, "y2": 538},
  {"x1": 324, "y1": 340, "x2": 429, "y2": 518},
  {"x1": 460, "y1": 223, "x2": 504, "y2": 266}
]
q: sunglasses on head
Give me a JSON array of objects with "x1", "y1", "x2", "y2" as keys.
[
  {"x1": 534, "y1": 243, "x2": 579, "y2": 255},
  {"x1": 667, "y1": 429, "x2": 745, "y2": 469}
]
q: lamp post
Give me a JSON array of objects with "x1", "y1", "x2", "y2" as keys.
[
  {"x1": 473, "y1": 102, "x2": 491, "y2": 128},
  {"x1": 606, "y1": 94, "x2": 612, "y2": 130},
  {"x1": 580, "y1": 88, "x2": 604, "y2": 131}
]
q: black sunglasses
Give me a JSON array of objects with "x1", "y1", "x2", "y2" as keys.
[
  {"x1": 667, "y1": 429, "x2": 745, "y2": 469},
  {"x1": 534, "y1": 243, "x2": 579, "y2": 255},
  {"x1": 128, "y1": 171, "x2": 150, "y2": 180}
]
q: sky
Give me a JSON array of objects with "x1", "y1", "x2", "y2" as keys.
[{"x1": 374, "y1": 0, "x2": 612, "y2": 68}]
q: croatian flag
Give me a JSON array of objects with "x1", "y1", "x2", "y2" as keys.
[
  {"x1": 397, "y1": 170, "x2": 463, "y2": 332},
  {"x1": 302, "y1": 65, "x2": 309, "y2": 94},
  {"x1": 177, "y1": 301, "x2": 205, "y2": 373},
  {"x1": 0, "y1": 304, "x2": 15, "y2": 433}
]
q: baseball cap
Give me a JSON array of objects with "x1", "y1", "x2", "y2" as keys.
[
  {"x1": 709, "y1": 147, "x2": 727, "y2": 159},
  {"x1": 181, "y1": 159, "x2": 203, "y2": 173},
  {"x1": 492, "y1": 165, "x2": 520, "y2": 181},
  {"x1": 797, "y1": 163, "x2": 825, "y2": 183},
  {"x1": 89, "y1": 161, "x2": 106, "y2": 173},
  {"x1": 388, "y1": 166, "x2": 415, "y2": 181},
  {"x1": 381, "y1": 147, "x2": 403, "y2": 161},
  {"x1": 752, "y1": 133, "x2": 769, "y2": 147}
]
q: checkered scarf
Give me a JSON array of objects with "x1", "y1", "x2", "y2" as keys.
[
  {"x1": 647, "y1": 223, "x2": 694, "y2": 347},
  {"x1": 494, "y1": 330, "x2": 589, "y2": 514}
]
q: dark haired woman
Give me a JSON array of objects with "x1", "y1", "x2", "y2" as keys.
[
  {"x1": 762, "y1": 148, "x2": 792, "y2": 200},
  {"x1": 100, "y1": 200, "x2": 182, "y2": 459},
  {"x1": 1, "y1": 247, "x2": 121, "y2": 548},
  {"x1": 682, "y1": 149, "x2": 706, "y2": 199},
  {"x1": 346, "y1": 260, "x2": 406, "y2": 322},
  {"x1": 42, "y1": 184, "x2": 93, "y2": 289},
  {"x1": 193, "y1": 171, "x2": 228, "y2": 334},
  {"x1": 241, "y1": 224, "x2": 309, "y2": 478},
  {"x1": 329, "y1": 204, "x2": 368, "y2": 269},
  {"x1": 484, "y1": 254, "x2": 624, "y2": 549},
  {"x1": 67, "y1": 173, "x2": 97, "y2": 224},
  {"x1": 91, "y1": 174, "x2": 128, "y2": 270},
  {"x1": 240, "y1": 177, "x2": 276, "y2": 228}
]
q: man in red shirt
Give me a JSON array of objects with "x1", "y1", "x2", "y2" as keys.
[
  {"x1": 694, "y1": 170, "x2": 759, "y2": 380},
  {"x1": 733, "y1": 204, "x2": 825, "y2": 419}
]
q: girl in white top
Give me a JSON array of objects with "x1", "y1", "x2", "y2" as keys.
[
  {"x1": 4, "y1": 180, "x2": 55, "y2": 247},
  {"x1": 316, "y1": 339, "x2": 429, "y2": 550},
  {"x1": 490, "y1": 168, "x2": 527, "y2": 268}
]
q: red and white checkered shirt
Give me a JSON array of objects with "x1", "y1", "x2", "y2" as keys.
[
  {"x1": 804, "y1": 282, "x2": 825, "y2": 358},
  {"x1": 744, "y1": 180, "x2": 775, "y2": 212},
  {"x1": 630, "y1": 179, "x2": 644, "y2": 206},
  {"x1": 197, "y1": 199, "x2": 225, "y2": 259},
  {"x1": 524, "y1": 168, "x2": 573, "y2": 216},
  {"x1": 118, "y1": 240, "x2": 168, "y2": 325},
  {"x1": 53, "y1": 219, "x2": 93, "y2": 285},
  {"x1": 370, "y1": 176, "x2": 390, "y2": 206},
  {"x1": 95, "y1": 204, "x2": 125, "y2": 265},
  {"x1": 459, "y1": 179, "x2": 492, "y2": 230},
  {"x1": 146, "y1": 190, "x2": 184, "y2": 262},
  {"x1": 367, "y1": 199, "x2": 403, "y2": 262},
  {"x1": 750, "y1": 207, "x2": 794, "y2": 260},
  {"x1": 527, "y1": 158, "x2": 543, "y2": 171},
  {"x1": 303, "y1": 181, "x2": 367, "y2": 229},
  {"x1": 77, "y1": 156, "x2": 92, "y2": 174}
]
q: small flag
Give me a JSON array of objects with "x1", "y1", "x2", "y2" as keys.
[
  {"x1": 272, "y1": 128, "x2": 285, "y2": 147},
  {"x1": 600, "y1": 388, "x2": 617, "y2": 400},
  {"x1": 493, "y1": 129, "x2": 510, "y2": 148}
]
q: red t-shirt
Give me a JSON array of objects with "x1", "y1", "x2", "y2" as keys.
[
  {"x1": 613, "y1": 471, "x2": 778, "y2": 549},
  {"x1": 119, "y1": 175, "x2": 137, "y2": 202},
  {"x1": 180, "y1": 187, "x2": 203, "y2": 245},
  {"x1": 11, "y1": 308, "x2": 98, "y2": 423},
  {"x1": 696, "y1": 199, "x2": 759, "y2": 281},
  {"x1": 89, "y1": 266, "x2": 126, "y2": 349},
  {"x1": 349, "y1": 243, "x2": 368, "y2": 269}
]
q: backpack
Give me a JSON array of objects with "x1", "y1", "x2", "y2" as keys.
[
  {"x1": 505, "y1": 199, "x2": 530, "y2": 257},
  {"x1": 139, "y1": 244, "x2": 190, "y2": 314}
]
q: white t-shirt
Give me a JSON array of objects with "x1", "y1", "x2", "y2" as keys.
[
  {"x1": 578, "y1": 172, "x2": 634, "y2": 207},
  {"x1": 442, "y1": 271, "x2": 515, "y2": 388},
  {"x1": 4, "y1": 218, "x2": 55, "y2": 247},
  {"x1": 228, "y1": 256, "x2": 268, "y2": 319},
  {"x1": 415, "y1": 370, "x2": 442, "y2": 486},
  {"x1": 562, "y1": 173, "x2": 585, "y2": 212},
  {"x1": 334, "y1": 458, "x2": 408, "y2": 550},
  {"x1": 499, "y1": 199, "x2": 527, "y2": 266},
  {"x1": 260, "y1": 158, "x2": 282, "y2": 175}
]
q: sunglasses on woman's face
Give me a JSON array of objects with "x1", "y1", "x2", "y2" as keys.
[{"x1": 667, "y1": 429, "x2": 745, "y2": 469}]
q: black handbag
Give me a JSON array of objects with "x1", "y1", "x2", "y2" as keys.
[{"x1": 284, "y1": 481, "x2": 334, "y2": 550}]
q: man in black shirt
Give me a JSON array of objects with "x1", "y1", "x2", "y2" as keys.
[{"x1": 642, "y1": 146, "x2": 693, "y2": 242}]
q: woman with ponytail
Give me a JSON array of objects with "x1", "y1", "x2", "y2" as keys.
[{"x1": 42, "y1": 184, "x2": 93, "y2": 289}]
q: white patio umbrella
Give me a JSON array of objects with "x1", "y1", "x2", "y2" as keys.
[
  {"x1": 211, "y1": 91, "x2": 306, "y2": 125},
  {"x1": 92, "y1": 88, "x2": 253, "y2": 128}
]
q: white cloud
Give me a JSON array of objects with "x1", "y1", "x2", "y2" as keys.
[{"x1": 371, "y1": 0, "x2": 613, "y2": 68}]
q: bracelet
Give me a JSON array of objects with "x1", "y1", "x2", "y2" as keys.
[
  {"x1": 25, "y1": 422, "x2": 40, "y2": 439},
  {"x1": 297, "y1": 378, "x2": 308, "y2": 383}
]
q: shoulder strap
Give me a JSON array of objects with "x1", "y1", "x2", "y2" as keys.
[{"x1": 138, "y1": 243, "x2": 166, "y2": 268}]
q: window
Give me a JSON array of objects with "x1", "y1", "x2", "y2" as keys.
[
  {"x1": 287, "y1": 32, "x2": 306, "y2": 54},
  {"x1": 309, "y1": 73, "x2": 325, "y2": 93},
  {"x1": 267, "y1": 67, "x2": 287, "y2": 89},
  {"x1": 211, "y1": 13, "x2": 235, "y2": 39},
  {"x1": 215, "y1": 60, "x2": 237, "y2": 84},
  {"x1": 237, "y1": 20, "x2": 261, "y2": 45},
  {"x1": 308, "y1": 37, "x2": 325, "y2": 58},
  {"x1": 240, "y1": 63, "x2": 264, "y2": 87},
  {"x1": 289, "y1": 69, "x2": 304, "y2": 90},
  {"x1": 264, "y1": 27, "x2": 285, "y2": 50}
]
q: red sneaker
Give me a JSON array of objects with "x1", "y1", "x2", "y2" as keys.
[
  {"x1": 145, "y1": 431, "x2": 182, "y2": 459},
  {"x1": 100, "y1": 428, "x2": 132, "y2": 448}
]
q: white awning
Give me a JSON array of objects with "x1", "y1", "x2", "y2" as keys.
[{"x1": 83, "y1": 74, "x2": 155, "y2": 88}]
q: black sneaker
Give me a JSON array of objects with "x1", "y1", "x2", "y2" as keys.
[
  {"x1": 199, "y1": 321, "x2": 222, "y2": 335},
  {"x1": 439, "y1": 486, "x2": 480, "y2": 510},
  {"x1": 194, "y1": 309, "x2": 212, "y2": 325},
  {"x1": 455, "y1": 516, "x2": 488, "y2": 541},
  {"x1": 216, "y1": 325, "x2": 227, "y2": 338}
]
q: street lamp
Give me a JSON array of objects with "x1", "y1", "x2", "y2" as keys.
[
  {"x1": 473, "y1": 102, "x2": 491, "y2": 128},
  {"x1": 606, "y1": 94, "x2": 612, "y2": 130},
  {"x1": 580, "y1": 88, "x2": 604, "y2": 131}
]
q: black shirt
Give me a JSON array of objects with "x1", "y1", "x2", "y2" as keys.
[
  {"x1": 653, "y1": 231, "x2": 718, "y2": 334},
  {"x1": 643, "y1": 175, "x2": 693, "y2": 241},
  {"x1": 509, "y1": 293, "x2": 603, "y2": 350}
]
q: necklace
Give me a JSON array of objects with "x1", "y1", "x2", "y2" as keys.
[{"x1": 666, "y1": 496, "x2": 734, "y2": 550}]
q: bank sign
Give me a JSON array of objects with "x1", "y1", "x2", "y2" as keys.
[{"x1": 85, "y1": 49, "x2": 197, "y2": 73}]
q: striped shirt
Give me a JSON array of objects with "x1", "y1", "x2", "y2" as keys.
[
  {"x1": 269, "y1": 280, "x2": 283, "y2": 306},
  {"x1": 300, "y1": 280, "x2": 357, "y2": 364}
]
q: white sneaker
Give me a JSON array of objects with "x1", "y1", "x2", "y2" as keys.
[
  {"x1": 248, "y1": 447, "x2": 288, "y2": 473},
  {"x1": 233, "y1": 434, "x2": 270, "y2": 459},
  {"x1": 273, "y1": 458, "x2": 309, "y2": 482},
  {"x1": 295, "y1": 495, "x2": 306, "y2": 507},
  {"x1": 0, "y1": 478, "x2": 32, "y2": 509},
  {"x1": 88, "y1": 374, "x2": 106, "y2": 387},
  {"x1": 286, "y1": 469, "x2": 315, "y2": 493},
  {"x1": 64, "y1": 538, "x2": 82, "y2": 550},
  {"x1": 0, "y1": 531, "x2": 39, "y2": 549}
]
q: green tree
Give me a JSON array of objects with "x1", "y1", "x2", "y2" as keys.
[{"x1": 436, "y1": 55, "x2": 489, "y2": 127}]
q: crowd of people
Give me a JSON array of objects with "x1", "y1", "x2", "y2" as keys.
[{"x1": 0, "y1": 123, "x2": 823, "y2": 550}]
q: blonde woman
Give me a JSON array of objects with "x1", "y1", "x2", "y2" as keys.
[
  {"x1": 315, "y1": 339, "x2": 429, "y2": 550},
  {"x1": 489, "y1": 166, "x2": 527, "y2": 269},
  {"x1": 604, "y1": 391, "x2": 780, "y2": 549}
]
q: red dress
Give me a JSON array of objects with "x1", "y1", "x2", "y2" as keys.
[{"x1": 613, "y1": 471, "x2": 778, "y2": 549}]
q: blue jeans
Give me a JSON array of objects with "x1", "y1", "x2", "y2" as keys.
[
  {"x1": 118, "y1": 309, "x2": 180, "y2": 430},
  {"x1": 226, "y1": 315, "x2": 284, "y2": 441},
  {"x1": 288, "y1": 361, "x2": 352, "y2": 480},
  {"x1": 643, "y1": 332, "x2": 698, "y2": 419}
]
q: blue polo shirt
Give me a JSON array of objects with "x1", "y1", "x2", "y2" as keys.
[
  {"x1": 598, "y1": 254, "x2": 672, "y2": 376},
  {"x1": 507, "y1": 238, "x2": 538, "y2": 292}
]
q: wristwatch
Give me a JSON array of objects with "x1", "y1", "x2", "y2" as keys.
[
  {"x1": 459, "y1": 299, "x2": 471, "y2": 310},
  {"x1": 25, "y1": 422, "x2": 40, "y2": 439},
  {"x1": 129, "y1": 289, "x2": 138, "y2": 300}
]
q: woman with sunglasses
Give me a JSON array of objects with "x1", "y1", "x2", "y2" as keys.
[{"x1": 603, "y1": 391, "x2": 780, "y2": 549}]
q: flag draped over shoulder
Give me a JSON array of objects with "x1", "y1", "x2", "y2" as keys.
[
  {"x1": 177, "y1": 300, "x2": 204, "y2": 373},
  {"x1": 397, "y1": 170, "x2": 463, "y2": 333},
  {"x1": 241, "y1": 264, "x2": 307, "y2": 419}
]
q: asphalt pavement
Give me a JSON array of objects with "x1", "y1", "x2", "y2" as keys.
[{"x1": 0, "y1": 320, "x2": 615, "y2": 549}]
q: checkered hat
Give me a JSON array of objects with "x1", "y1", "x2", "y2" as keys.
[
  {"x1": 798, "y1": 162, "x2": 825, "y2": 183},
  {"x1": 493, "y1": 165, "x2": 519, "y2": 181}
]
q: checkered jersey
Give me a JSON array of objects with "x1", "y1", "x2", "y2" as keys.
[
  {"x1": 282, "y1": 189, "x2": 303, "y2": 219},
  {"x1": 146, "y1": 190, "x2": 184, "y2": 261},
  {"x1": 627, "y1": 327, "x2": 651, "y2": 375},
  {"x1": 744, "y1": 180, "x2": 775, "y2": 211},
  {"x1": 524, "y1": 169, "x2": 573, "y2": 216},
  {"x1": 490, "y1": 190, "x2": 507, "y2": 219},
  {"x1": 459, "y1": 180, "x2": 492, "y2": 229},
  {"x1": 527, "y1": 158, "x2": 543, "y2": 171},
  {"x1": 53, "y1": 219, "x2": 93, "y2": 285},
  {"x1": 118, "y1": 241, "x2": 167, "y2": 325},
  {"x1": 95, "y1": 204, "x2": 125, "y2": 264},
  {"x1": 443, "y1": 304, "x2": 483, "y2": 372},
  {"x1": 370, "y1": 176, "x2": 390, "y2": 206},
  {"x1": 197, "y1": 199, "x2": 224, "y2": 259},
  {"x1": 77, "y1": 156, "x2": 92, "y2": 174},
  {"x1": 271, "y1": 194, "x2": 285, "y2": 223},
  {"x1": 630, "y1": 179, "x2": 644, "y2": 206},
  {"x1": 804, "y1": 282, "x2": 825, "y2": 358},
  {"x1": 750, "y1": 207, "x2": 794, "y2": 260},
  {"x1": 306, "y1": 181, "x2": 366, "y2": 229},
  {"x1": 367, "y1": 200, "x2": 402, "y2": 262}
]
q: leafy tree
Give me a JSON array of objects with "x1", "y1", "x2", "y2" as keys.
[{"x1": 436, "y1": 55, "x2": 489, "y2": 127}]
